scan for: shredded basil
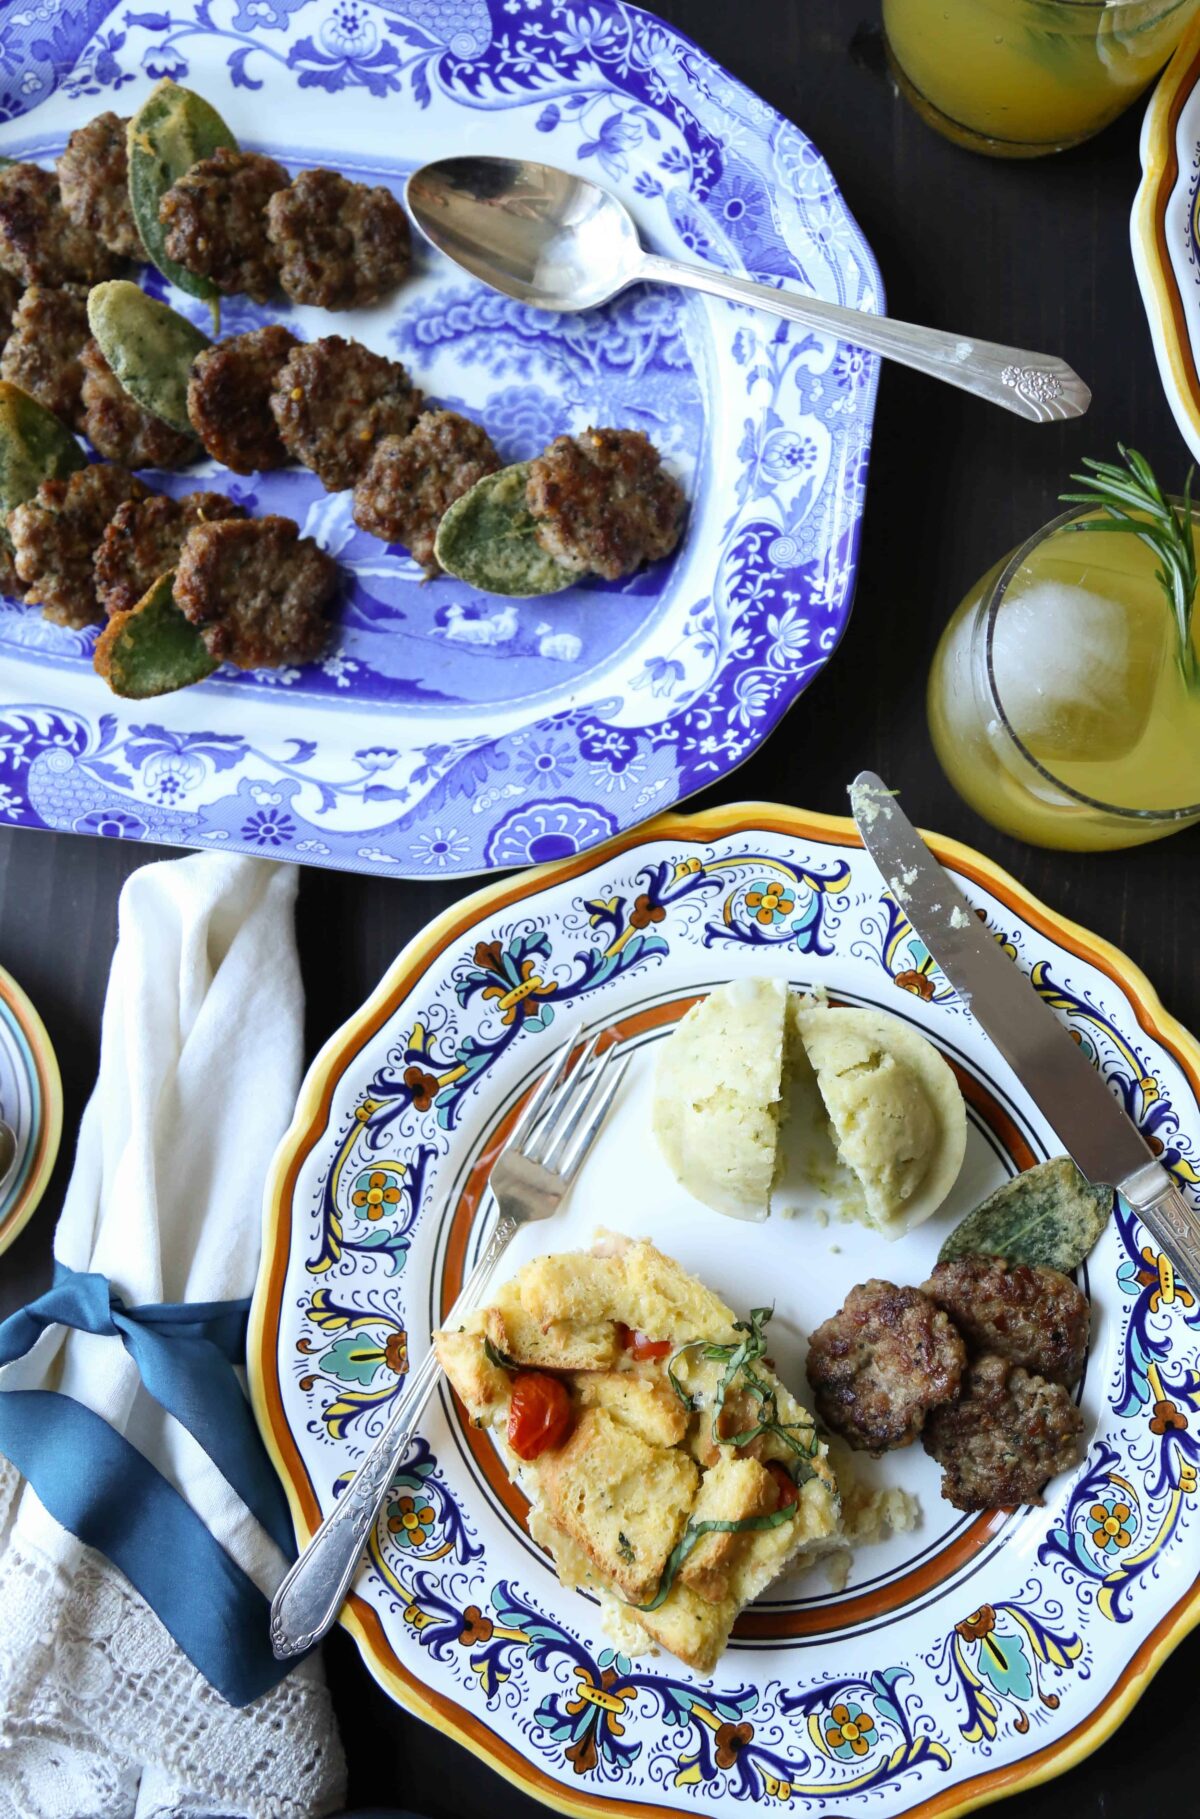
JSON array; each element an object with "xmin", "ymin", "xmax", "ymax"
[
  {"xmin": 483, "ymin": 1336, "xmax": 515, "ymax": 1371},
  {"xmin": 636, "ymin": 1501, "xmax": 801, "ymax": 1612},
  {"xmin": 665, "ymin": 1307, "xmax": 822, "ymax": 1467}
]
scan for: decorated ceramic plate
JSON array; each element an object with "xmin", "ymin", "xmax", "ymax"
[
  {"xmin": 0, "ymin": 2, "xmax": 879, "ymax": 880},
  {"xmin": 251, "ymin": 800, "xmax": 1200, "ymax": 1819},
  {"xmin": 0, "ymin": 962, "xmax": 61, "ymax": 1261},
  {"xmin": 1134, "ymin": 13, "xmax": 1200, "ymax": 460}
]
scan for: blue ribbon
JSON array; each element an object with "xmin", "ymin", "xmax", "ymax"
[{"xmin": 0, "ymin": 1263, "xmax": 304, "ymax": 1707}]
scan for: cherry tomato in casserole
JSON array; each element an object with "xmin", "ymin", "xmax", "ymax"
[
  {"xmin": 507, "ymin": 1371, "xmax": 573, "ymax": 1460},
  {"xmin": 616, "ymin": 1321, "xmax": 672, "ymax": 1361},
  {"xmin": 766, "ymin": 1461, "xmax": 799, "ymax": 1509}
]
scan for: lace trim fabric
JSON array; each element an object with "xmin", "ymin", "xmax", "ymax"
[{"xmin": 0, "ymin": 1458, "xmax": 347, "ymax": 1819}]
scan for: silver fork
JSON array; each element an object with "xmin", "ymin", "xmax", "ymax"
[{"xmin": 270, "ymin": 1026, "xmax": 629, "ymax": 1659}]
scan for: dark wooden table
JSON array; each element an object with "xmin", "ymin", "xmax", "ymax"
[{"xmin": 0, "ymin": 3, "xmax": 1196, "ymax": 1813}]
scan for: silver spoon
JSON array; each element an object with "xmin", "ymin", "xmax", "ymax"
[{"xmin": 406, "ymin": 155, "xmax": 1089, "ymax": 424}]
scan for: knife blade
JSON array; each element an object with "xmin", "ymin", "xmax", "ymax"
[{"xmin": 849, "ymin": 770, "xmax": 1200, "ymax": 1289}]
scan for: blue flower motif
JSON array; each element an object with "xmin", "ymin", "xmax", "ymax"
[
  {"xmin": 761, "ymin": 430, "xmax": 818, "ymax": 481},
  {"xmin": 833, "ymin": 345, "xmax": 872, "ymax": 390},
  {"xmin": 578, "ymin": 112, "xmax": 644, "ymax": 181},
  {"xmin": 141, "ymin": 44, "xmax": 189, "ymax": 82},
  {"xmin": 483, "ymin": 386, "xmax": 566, "ymax": 461},
  {"xmin": 242, "ymin": 808, "xmax": 295, "ymax": 847},
  {"xmin": 512, "ymin": 737, "xmax": 577, "ymax": 789},
  {"xmin": 356, "ymin": 745, "xmax": 400, "ymax": 774},
  {"xmin": 631, "ymin": 654, "xmax": 685, "ymax": 699},
  {"xmin": 232, "ymin": 0, "xmax": 310, "ymax": 28},
  {"xmin": 484, "ymin": 800, "xmax": 617, "ymax": 869},
  {"xmin": 75, "ymin": 809, "xmax": 146, "ymax": 840}
]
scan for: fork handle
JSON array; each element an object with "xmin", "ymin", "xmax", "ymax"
[{"xmin": 270, "ymin": 1209, "xmax": 521, "ymax": 1659}]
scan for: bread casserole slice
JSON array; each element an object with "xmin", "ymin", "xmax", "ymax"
[{"xmin": 434, "ymin": 1231, "xmax": 840, "ymax": 1674}]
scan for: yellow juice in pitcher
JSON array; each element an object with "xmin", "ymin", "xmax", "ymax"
[
  {"xmin": 883, "ymin": 0, "xmax": 1200, "ymax": 155},
  {"xmin": 927, "ymin": 511, "xmax": 1200, "ymax": 849}
]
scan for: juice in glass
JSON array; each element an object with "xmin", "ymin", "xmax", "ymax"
[
  {"xmin": 927, "ymin": 507, "xmax": 1200, "ymax": 849},
  {"xmin": 883, "ymin": 0, "xmax": 1200, "ymax": 156}
]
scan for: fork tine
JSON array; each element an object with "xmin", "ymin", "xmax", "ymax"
[
  {"xmin": 500, "ymin": 1027, "xmax": 577, "ymax": 1155},
  {"xmin": 524, "ymin": 1031, "xmax": 600, "ymax": 1165},
  {"xmin": 538, "ymin": 1032, "xmax": 615, "ymax": 1170},
  {"xmin": 559, "ymin": 1050, "xmax": 629, "ymax": 1182}
]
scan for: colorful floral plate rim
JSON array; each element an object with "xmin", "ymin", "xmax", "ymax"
[
  {"xmin": 250, "ymin": 799, "xmax": 1200, "ymax": 1818},
  {"xmin": 0, "ymin": 0, "xmax": 880, "ymax": 880},
  {"xmin": 0, "ymin": 962, "xmax": 62, "ymax": 1262},
  {"xmin": 1134, "ymin": 12, "xmax": 1200, "ymax": 461}
]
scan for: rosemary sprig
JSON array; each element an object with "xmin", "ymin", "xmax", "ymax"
[{"xmin": 1061, "ymin": 444, "xmax": 1199, "ymax": 691}]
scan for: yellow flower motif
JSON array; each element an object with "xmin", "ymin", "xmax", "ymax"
[
  {"xmin": 352, "ymin": 1169, "xmax": 402, "ymax": 1222},
  {"xmin": 387, "ymin": 1493, "xmax": 435, "ymax": 1548},
  {"xmin": 745, "ymin": 880, "xmax": 796, "ymax": 926},
  {"xmin": 825, "ymin": 1703, "xmax": 875, "ymax": 1757},
  {"xmin": 1089, "ymin": 1501, "xmax": 1133, "ymax": 1549}
]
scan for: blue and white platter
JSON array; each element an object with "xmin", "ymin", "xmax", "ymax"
[{"xmin": 0, "ymin": 0, "xmax": 880, "ymax": 878}]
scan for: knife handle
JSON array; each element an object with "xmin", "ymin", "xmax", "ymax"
[{"xmin": 1122, "ymin": 1163, "xmax": 1200, "ymax": 1297}]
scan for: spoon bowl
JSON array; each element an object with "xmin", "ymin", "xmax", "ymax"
[
  {"xmin": 406, "ymin": 154, "xmax": 1090, "ymax": 423},
  {"xmin": 407, "ymin": 155, "xmax": 643, "ymax": 313}
]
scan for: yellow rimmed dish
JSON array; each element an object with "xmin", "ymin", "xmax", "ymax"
[
  {"xmin": 0, "ymin": 962, "xmax": 61, "ymax": 1260},
  {"xmin": 251, "ymin": 800, "xmax": 1200, "ymax": 1819}
]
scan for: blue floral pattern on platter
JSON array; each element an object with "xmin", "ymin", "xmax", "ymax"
[
  {"xmin": 0, "ymin": 0, "xmax": 881, "ymax": 877},
  {"xmin": 258, "ymin": 815, "xmax": 1200, "ymax": 1816}
]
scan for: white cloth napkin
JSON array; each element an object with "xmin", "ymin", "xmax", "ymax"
[{"xmin": 0, "ymin": 853, "xmax": 346, "ymax": 1819}]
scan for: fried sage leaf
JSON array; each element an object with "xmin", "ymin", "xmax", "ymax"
[
  {"xmin": 0, "ymin": 379, "xmax": 86, "ymax": 543},
  {"xmin": 87, "ymin": 281, "xmax": 208, "ymax": 437},
  {"xmin": 938, "ymin": 1155, "xmax": 1112, "ymax": 1273},
  {"xmin": 434, "ymin": 461, "xmax": 575, "ymax": 597},
  {"xmin": 94, "ymin": 570, "xmax": 216, "ymax": 698},
  {"xmin": 127, "ymin": 79, "xmax": 238, "ymax": 310}
]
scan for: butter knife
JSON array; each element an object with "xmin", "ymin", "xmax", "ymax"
[{"xmin": 849, "ymin": 771, "xmax": 1200, "ymax": 1289}]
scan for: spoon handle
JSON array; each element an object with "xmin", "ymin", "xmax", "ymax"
[{"xmin": 638, "ymin": 253, "xmax": 1089, "ymax": 423}]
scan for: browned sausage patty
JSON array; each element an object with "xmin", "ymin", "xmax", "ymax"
[
  {"xmin": 174, "ymin": 515, "xmax": 337, "ymax": 668},
  {"xmin": 0, "ymin": 284, "xmax": 90, "ymax": 427},
  {"xmin": 265, "ymin": 168, "xmax": 411, "ymax": 309},
  {"xmin": 922, "ymin": 1353, "xmax": 1084, "ymax": 1512},
  {"xmin": 9, "ymin": 463, "xmax": 149, "ymax": 627},
  {"xmin": 159, "ymin": 148, "xmax": 290, "ymax": 303},
  {"xmin": 352, "ymin": 410, "xmax": 501, "ymax": 572},
  {"xmin": 94, "ymin": 490, "xmax": 248, "ymax": 618},
  {"xmin": 526, "ymin": 427, "xmax": 686, "ymax": 581},
  {"xmin": 79, "ymin": 338, "xmax": 197, "ymax": 471},
  {"xmin": 0, "ymin": 538, "xmax": 21, "ymax": 600},
  {"xmin": 805, "ymin": 1279, "xmax": 966, "ymax": 1454},
  {"xmin": 0, "ymin": 163, "xmax": 123, "ymax": 286},
  {"xmin": 269, "ymin": 336, "xmax": 422, "ymax": 491},
  {"xmin": 188, "ymin": 324, "xmax": 300, "ymax": 474},
  {"xmin": 922, "ymin": 1256, "xmax": 1090, "ymax": 1387},
  {"xmin": 57, "ymin": 112, "xmax": 141, "ymax": 260}
]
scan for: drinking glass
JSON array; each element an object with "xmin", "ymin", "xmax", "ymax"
[
  {"xmin": 882, "ymin": 0, "xmax": 1200, "ymax": 157},
  {"xmin": 927, "ymin": 505, "xmax": 1200, "ymax": 849}
]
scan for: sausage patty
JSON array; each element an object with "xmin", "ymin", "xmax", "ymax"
[
  {"xmin": 79, "ymin": 338, "xmax": 197, "ymax": 471},
  {"xmin": 805, "ymin": 1279, "xmax": 967, "ymax": 1454},
  {"xmin": 0, "ymin": 270, "xmax": 21, "ymax": 348},
  {"xmin": 174, "ymin": 515, "xmax": 337, "ymax": 668},
  {"xmin": 923, "ymin": 1256, "xmax": 1090, "ymax": 1387},
  {"xmin": 269, "ymin": 336, "xmax": 422, "ymax": 492},
  {"xmin": 526, "ymin": 427, "xmax": 686, "ymax": 581},
  {"xmin": 57, "ymin": 112, "xmax": 141, "ymax": 260},
  {"xmin": 159, "ymin": 148, "xmax": 290, "ymax": 303},
  {"xmin": 922, "ymin": 1353, "xmax": 1085, "ymax": 1512},
  {"xmin": 9, "ymin": 463, "xmax": 149, "ymax": 628},
  {"xmin": 187, "ymin": 324, "xmax": 299, "ymax": 474},
  {"xmin": 0, "ymin": 163, "xmax": 122, "ymax": 287},
  {"xmin": 352, "ymin": 409, "xmax": 501, "ymax": 572},
  {"xmin": 94, "ymin": 490, "xmax": 247, "ymax": 618},
  {"xmin": 0, "ymin": 284, "xmax": 90, "ymax": 427},
  {"xmin": 265, "ymin": 168, "xmax": 411, "ymax": 309}
]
